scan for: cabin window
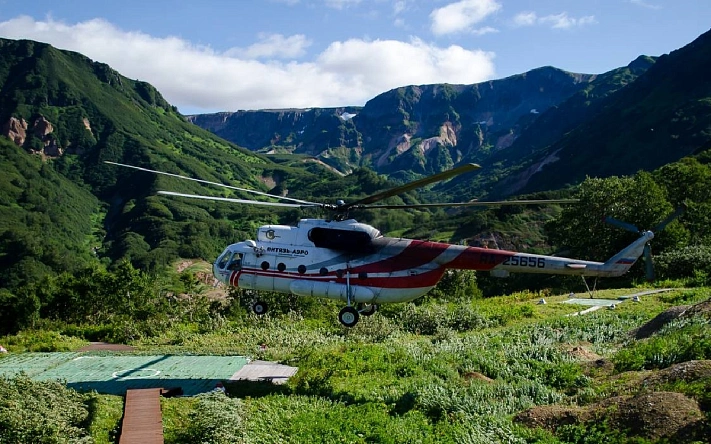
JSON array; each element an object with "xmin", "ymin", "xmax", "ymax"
[{"xmin": 226, "ymin": 253, "xmax": 243, "ymax": 271}]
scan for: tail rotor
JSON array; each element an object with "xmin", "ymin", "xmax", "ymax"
[{"xmin": 604, "ymin": 204, "xmax": 686, "ymax": 281}]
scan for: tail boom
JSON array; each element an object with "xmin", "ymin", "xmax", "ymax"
[{"xmin": 440, "ymin": 232, "xmax": 653, "ymax": 278}]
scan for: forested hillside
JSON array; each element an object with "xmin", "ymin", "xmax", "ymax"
[
  {"xmin": 0, "ymin": 38, "xmax": 347, "ymax": 287},
  {"xmin": 0, "ymin": 137, "xmax": 98, "ymax": 288}
]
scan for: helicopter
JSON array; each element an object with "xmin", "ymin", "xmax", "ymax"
[{"xmin": 107, "ymin": 161, "xmax": 682, "ymax": 327}]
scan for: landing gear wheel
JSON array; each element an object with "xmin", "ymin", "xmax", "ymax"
[
  {"xmin": 357, "ymin": 303, "xmax": 378, "ymax": 317},
  {"xmin": 252, "ymin": 300, "xmax": 268, "ymax": 315},
  {"xmin": 338, "ymin": 306, "xmax": 360, "ymax": 327}
]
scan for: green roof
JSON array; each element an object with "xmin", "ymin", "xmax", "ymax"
[{"xmin": 0, "ymin": 353, "xmax": 248, "ymax": 396}]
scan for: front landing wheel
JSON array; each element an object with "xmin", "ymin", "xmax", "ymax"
[
  {"xmin": 252, "ymin": 300, "xmax": 268, "ymax": 315},
  {"xmin": 338, "ymin": 306, "xmax": 360, "ymax": 327}
]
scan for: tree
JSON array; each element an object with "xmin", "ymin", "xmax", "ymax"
[
  {"xmin": 546, "ymin": 173, "xmax": 684, "ymax": 262},
  {"xmin": 0, "ymin": 288, "xmax": 40, "ymax": 335}
]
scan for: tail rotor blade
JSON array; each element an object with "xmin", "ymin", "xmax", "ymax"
[
  {"xmin": 604, "ymin": 216, "xmax": 640, "ymax": 233},
  {"xmin": 644, "ymin": 243, "xmax": 655, "ymax": 281},
  {"xmin": 653, "ymin": 204, "xmax": 687, "ymax": 232}
]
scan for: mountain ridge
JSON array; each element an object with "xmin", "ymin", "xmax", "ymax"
[{"xmin": 188, "ymin": 65, "xmax": 600, "ymax": 177}]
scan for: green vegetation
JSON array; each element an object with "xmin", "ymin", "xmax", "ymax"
[
  {"xmin": 614, "ymin": 316, "xmax": 711, "ymax": 371},
  {"xmin": 0, "ymin": 374, "xmax": 94, "ymax": 443},
  {"xmin": 2, "ymin": 288, "xmax": 709, "ymax": 443}
]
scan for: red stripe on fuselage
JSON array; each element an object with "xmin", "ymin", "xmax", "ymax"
[
  {"xmin": 353, "ymin": 239, "xmax": 516, "ymax": 273},
  {"xmin": 352, "ymin": 240, "xmax": 450, "ymax": 274},
  {"xmin": 230, "ymin": 270, "xmax": 243, "ymax": 287},
  {"xmin": 443, "ymin": 246, "xmax": 515, "ymax": 270}
]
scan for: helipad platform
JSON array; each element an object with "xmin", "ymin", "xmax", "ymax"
[
  {"xmin": 562, "ymin": 298, "xmax": 622, "ymax": 306},
  {"xmin": 0, "ymin": 353, "xmax": 248, "ymax": 396},
  {"xmin": 561, "ymin": 289, "xmax": 674, "ymax": 316}
]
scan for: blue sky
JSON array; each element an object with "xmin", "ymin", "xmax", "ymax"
[{"xmin": 0, "ymin": 0, "xmax": 709, "ymax": 114}]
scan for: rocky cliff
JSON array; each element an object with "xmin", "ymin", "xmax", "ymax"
[{"xmin": 188, "ymin": 67, "xmax": 598, "ymax": 176}]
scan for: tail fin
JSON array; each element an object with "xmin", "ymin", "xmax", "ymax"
[{"xmin": 601, "ymin": 231, "xmax": 654, "ymax": 277}]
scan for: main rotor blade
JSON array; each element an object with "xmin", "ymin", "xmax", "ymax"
[
  {"xmin": 652, "ymin": 204, "xmax": 686, "ymax": 232},
  {"xmin": 604, "ymin": 216, "xmax": 640, "ymax": 233},
  {"xmin": 158, "ymin": 191, "xmax": 322, "ymax": 209},
  {"xmin": 346, "ymin": 163, "xmax": 481, "ymax": 207},
  {"xmin": 105, "ymin": 161, "xmax": 320, "ymax": 205},
  {"xmin": 357, "ymin": 199, "xmax": 579, "ymax": 210}
]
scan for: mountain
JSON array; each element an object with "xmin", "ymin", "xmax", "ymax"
[
  {"xmin": 0, "ymin": 38, "xmax": 337, "ymax": 287},
  {"xmin": 189, "ymin": 67, "xmax": 600, "ymax": 177},
  {"xmin": 190, "ymin": 28, "xmax": 711, "ymax": 201},
  {"xmin": 491, "ymin": 28, "xmax": 711, "ymax": 196}
]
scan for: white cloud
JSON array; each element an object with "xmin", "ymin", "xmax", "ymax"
[
  {"xmin": 0, "ymin": 16, "xmax": 496, "ymax": 113},
  {"xmin": 512, "ymin": 11, "xmax": 596, "ymax": 29},
  {"xmin": 393, "ymin": 0, "xmax": 408, "ymax": 15},
  {"xmin": 430, "ymin": 0, "xmax": 501, "ymax": 36},
  {"xmin": 318, "ymin": 37, "xmax": 495, "ymax": 93},
  {"xmin": 512, "ymin": 11, "xmax": 537, "ymax": 27},
  {"xmin": 324, "ymin": 0, "xmax": 361, "ymax": 10},
  {"xmin": 629, "ymin": 0, "xmax": 661, "ymax": 10},
  {"xmin": 226, "ymin": 33, "xmax": 312, "ymax": 59},
  {"xmin": 540, "ymin": 12, "xmax": 596, "ymax": 29},
  {"xmin": 472, "ymin": 26, "xmax": 498, "ymax": 36}
]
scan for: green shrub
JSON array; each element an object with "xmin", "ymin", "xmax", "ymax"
[
  {"xmin": 613, "ymin": 317, "xmax": 711, "ymax": 371},
  {"xmin": 174, "ymin": 392, "xmax": 244, "ymax": 444},
  {"xmin": 556, "ymin": 420, "xmax": 641, "ymax": 444},
  {"xmin": 1, "ymin": 329, "xmax": 86, "ymax": 352},
  {"xmin": 395, "ymin": 302, "xmax": 490, "ymax": 335},
  {"xmin": 655, "ymin": 245, "xmax": 711, "ymax": 281},
  {"xmin": 0, "ymin": 374, "xmax": 93, "ymax": 443}
]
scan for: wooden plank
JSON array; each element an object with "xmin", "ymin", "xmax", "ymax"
[{"xmin": 119, "ymin": 388, "xmax": 163, "ymax": 444}]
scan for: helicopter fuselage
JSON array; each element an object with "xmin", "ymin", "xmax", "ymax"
[{"xmin": 213, "ymin": 218, "xmax": 645, "ymax": 306}]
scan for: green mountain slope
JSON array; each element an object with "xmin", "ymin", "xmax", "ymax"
[
  {"xmin": 0, "ymin": 137, "xmax": 99, "ymax": 289},
  {"xmin": 0, "ymin": 38, "xmax": 339, "ymax": 283},
  {"xmin": 499, "ymin": 28, "xmax": 711, "ymax": 195}
]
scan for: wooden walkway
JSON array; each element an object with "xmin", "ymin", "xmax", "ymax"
[{"xmin": 119, "ymin": 388, "xmax": 164, "ymax": 444}]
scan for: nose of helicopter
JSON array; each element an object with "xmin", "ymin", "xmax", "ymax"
[
  {"xmin": 212, "ymin": 261, "xmax": 222, "ymax": 283},
  {"xmin": 212, "ymin": 253, "xmax": 229, "ymax": 285}
]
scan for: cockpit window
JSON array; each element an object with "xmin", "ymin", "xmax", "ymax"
[
  {"xmin": 217, "ymin": 251, "xmax": 231, "ymax": 270},
  {"xmin": 226, "ymin": 253, "xmax": 243, "ymax": 271}
]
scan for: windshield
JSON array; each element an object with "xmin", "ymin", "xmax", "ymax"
[{"xmin": 216, "ymin": 251, "xmax": 231, "ymax": 270}]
